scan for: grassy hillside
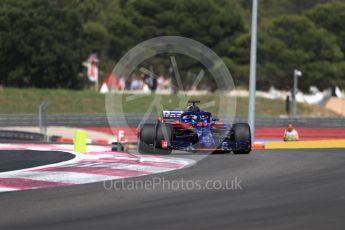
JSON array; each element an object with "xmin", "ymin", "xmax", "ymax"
[{"xmin": 0, "ymin": 88, "xmax": 337, "ymax": 117}]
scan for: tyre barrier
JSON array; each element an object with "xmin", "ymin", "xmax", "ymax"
[
  {"xmin": 91, "ymin": 139, "xmax": 109, "ymax": 145},
  {"xmin": 251, "ymin": 142, "xmax": 265, "ymax": 149},
  {"xmin": 0, "ymin": 130, "xmax": 44, "ymax": 141},
  {"xmin": 51, "ymin": 136, "xmax": 73, "ymax": 144},
  {"xmin": 53, "ymin": 136, "xmax": 110, "ymax": 145}
]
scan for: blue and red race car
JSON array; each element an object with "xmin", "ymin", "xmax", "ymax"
[{"xmin": 138, "ymin": 100, "xmax": 251, "ymax": 155}]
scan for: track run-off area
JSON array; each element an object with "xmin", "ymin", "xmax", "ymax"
[
  {"xmin": 0, "ymin": 146, "xmax": 344, "ymax": 229},
  {"xmin": 0, "ymin": 144, "xmax": 195, "ymax": 192}
]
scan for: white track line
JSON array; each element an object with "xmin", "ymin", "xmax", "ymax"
[
  {"xmin": 0, "ymin": 187, "xmax": 18, "ymax": 192},
  {"xmin": 0, "ymin": 171, "xmax": 122, "ymax": 184}
]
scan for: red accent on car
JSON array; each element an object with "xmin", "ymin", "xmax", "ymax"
[
  {"xmin": 197, "ymin": 122, "xmax": 208, "ymax": 127},
  {"xmin": 172, "ymin": 122, "xmax": 192, "ymax": 129},
  {"xmin": 211, "ymin": 123, "xmax": 223, "ymax": 129},
  {"xmin": 161, "ymin": 140, "xmax": 168, "ymax": 149}
]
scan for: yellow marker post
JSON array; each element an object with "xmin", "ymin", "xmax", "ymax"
[{"xmin": 74, "ymin": 129, "xmax": 87, "ymax": 153}]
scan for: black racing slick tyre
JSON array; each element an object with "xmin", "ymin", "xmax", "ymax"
[
  {"xmin": 154, "ymin": 123, "xmax": 173, "ymax": 155},
  {"xmin": 138, "ymin": 123, "xmax": 155, "ymax": 154},
  {"xmin": 233, "ymin": 123, "xmax": 251, "ymax": 154}
]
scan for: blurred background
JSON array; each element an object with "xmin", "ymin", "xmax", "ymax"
[{"xmin": 0, "ymin": 0, "xmax": 344, "ymax": 143}]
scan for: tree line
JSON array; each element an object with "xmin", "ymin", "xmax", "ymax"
[{"xmin": 0, "ymin": 0, "xmax": 344, "ymax": 91}]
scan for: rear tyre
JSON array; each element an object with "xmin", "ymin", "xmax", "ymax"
[
  {"xmin": 154, "ymin": 123, "xmax": 173, "ymax": 155},
  {"xmin": 138, "ymin": 123, "xmax": 155, "ymax": 154},
  {"xmin": 233, "ymin": 123, "xmax": 251, "ymax": 154}
]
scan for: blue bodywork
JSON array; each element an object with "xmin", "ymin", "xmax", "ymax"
[
  {"xmin": 169, "ymin": 111, "xmax": 235, "ymax": 151},
  {"xmin": 181, "ymin": 111, "xmax": 214, "ymax": 147}
]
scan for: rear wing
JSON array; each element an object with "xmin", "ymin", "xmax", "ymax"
[{"xmin": 162, "ymin": 110, "xmax": 184, "ymax": 121}]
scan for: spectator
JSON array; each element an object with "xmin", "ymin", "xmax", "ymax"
[
  {"xmin": 143, "ymin": 74, "xmax": 157, "ymax": 92},
  {"xmin": 130, "ymin": 75, "xmax": 141, "ymax": 90},
  {"xmin": 283, "ymin": 123, "xmax": 299, "ymax": 141}
]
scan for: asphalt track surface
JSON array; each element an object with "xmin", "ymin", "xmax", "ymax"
[
  {"xmin": 0, "ymin": 150, "xmax": 74, "ymax": 172},
  {"xmin": 0, "ymin": 148, "xmax": 344, "ymax": 230}
]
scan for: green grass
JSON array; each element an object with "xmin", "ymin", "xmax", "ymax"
[{"xmin": 0, "ymin": 87, "xmax": 337, "ymax": 117}]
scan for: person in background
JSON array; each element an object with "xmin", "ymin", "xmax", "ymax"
[{"xmin": 283, "ymin": 123, "xmax": 299, "ymax": 141}]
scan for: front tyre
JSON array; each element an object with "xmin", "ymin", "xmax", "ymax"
[
  {"xmin": 154, "ymin": 122, "xmax": 173, "ymax": 155},
  {"xmin": 233, "ymin": 123, "xmax": 251, "ymax": 154},
  {"xmin": 138, "ymin": 123, "xmax": 155, "ymax": 154}
]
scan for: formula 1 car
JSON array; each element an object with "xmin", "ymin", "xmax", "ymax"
[{"xmin": 138, "ymin": 100, "xmax": 251, "ymax": 155}]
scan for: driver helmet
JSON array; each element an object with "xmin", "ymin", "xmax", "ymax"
[{"xmin": 186, "ymin": 105, "xmax": 200, "ymax": 112}]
